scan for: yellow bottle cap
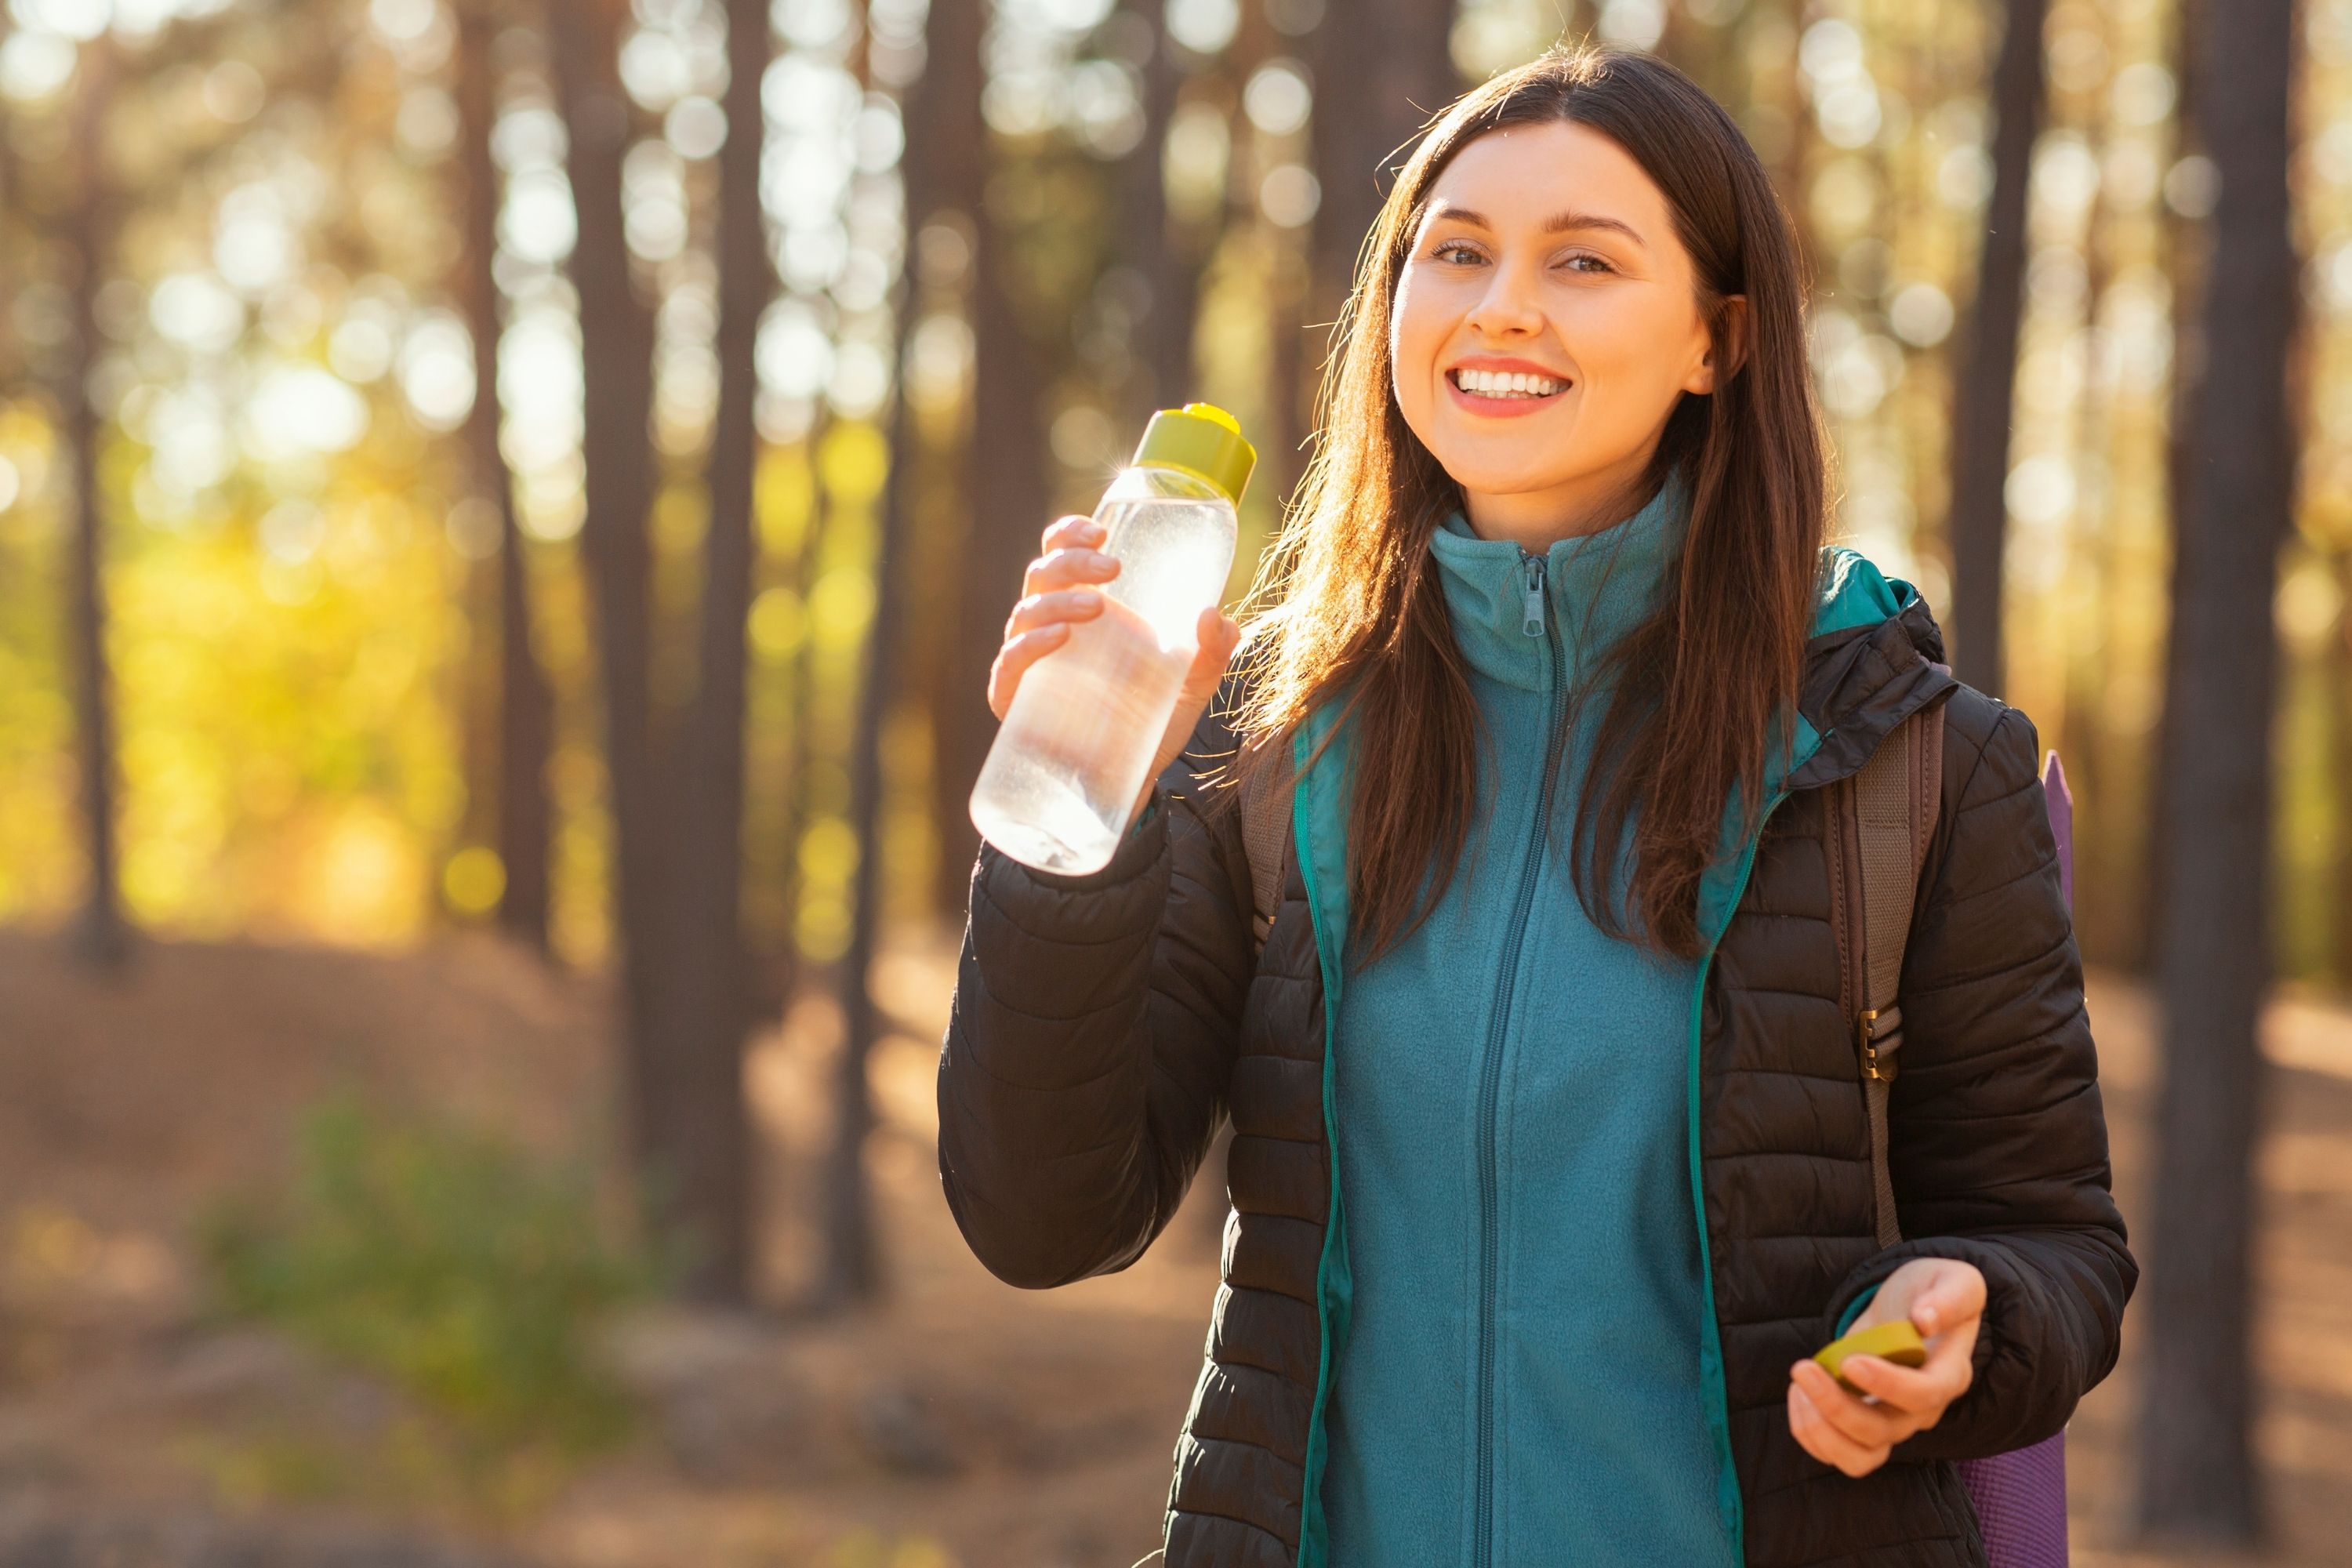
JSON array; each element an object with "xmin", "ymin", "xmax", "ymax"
[{"xmin": 1131, "ymin": 401, "xmax": 1256, "ymax": 506}]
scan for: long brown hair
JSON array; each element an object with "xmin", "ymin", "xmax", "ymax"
[{"xmin": 1232, "ymin": 45, "xmax": 1826, "ymax": 962}]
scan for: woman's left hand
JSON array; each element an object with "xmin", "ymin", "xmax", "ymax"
[{"xmin": 1786, "ymin": 1257, "xmax": 1987, "ymax": 1477}]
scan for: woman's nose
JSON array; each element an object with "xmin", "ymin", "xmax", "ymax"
[{"xmin": 1464, "ymin": 264, "xmax": 1545, "ymax": 338}]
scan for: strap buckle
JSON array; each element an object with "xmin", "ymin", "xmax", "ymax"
[{"xmin": 1857, "ymin": 1005, "xmax": 1904, "ymax": 1081}]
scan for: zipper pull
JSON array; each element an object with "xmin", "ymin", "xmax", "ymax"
[{"xmin": 1521, "ymin": 553, "xmax": 1546, "ymax": 637}]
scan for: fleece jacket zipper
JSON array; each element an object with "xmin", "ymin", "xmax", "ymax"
[{"xmin": 1471, "ymin": 548, "xmax": 1568, "ymax": 1568}]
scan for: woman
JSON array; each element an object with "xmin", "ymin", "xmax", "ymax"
[{"xmin": 938, "ymin": 45, "xmax": 2132, "ymax": 1568}]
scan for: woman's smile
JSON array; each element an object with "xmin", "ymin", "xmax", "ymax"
[{"xmin": 1446, "ymin": 360, "xmax": 1576, "ymax": 419}]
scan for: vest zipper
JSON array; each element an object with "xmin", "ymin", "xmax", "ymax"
[{"xmin": 1472, "ymin": 549, "xmax": 1567, "ymax": 1568}]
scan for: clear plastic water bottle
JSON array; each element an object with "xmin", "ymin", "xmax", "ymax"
[{"xmin": 970, "ymin": 402, "xmax": 1257, "ymax": 876}]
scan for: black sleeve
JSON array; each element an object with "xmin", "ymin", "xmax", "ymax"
[
  {"xmin": 1824, "ymin": 699, "xmax": 2137, "ymax": 1460},
  {"xmin": 935, "ymin": 702, "xmax": 1258, "ymax": 1289}
]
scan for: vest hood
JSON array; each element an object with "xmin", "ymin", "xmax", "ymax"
[{"xmin": 1791, "ymin": 548, "xmax": 1955, "ymax": 792}]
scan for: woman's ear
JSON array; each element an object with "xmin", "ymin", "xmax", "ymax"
[{"xmin": 1686, "ymin": 295, "xmax": 1751, "ymax": 395}]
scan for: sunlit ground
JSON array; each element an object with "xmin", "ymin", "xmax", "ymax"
[{"xmin": 0, "ymin": 925, "xmax": 2343, "ymax": 1566}]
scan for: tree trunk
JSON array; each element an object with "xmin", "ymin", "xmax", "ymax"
[
  {"xmin": 2133, "ymin": 0, "xmax": 2298, "ymax": 1546},
  {"xmin": 1656, "ymin": 0, "xmax": 1737, "ymax": 112},
  {"xmin": 456, "ymin": 0, "xmax": 555, "ymax": 953},
  {"xmin": 547, "ymin": 1, "xmax": 678, "ymax": 1235},
  {"xmin": 1305, "ymin": 0, "xmax": 1455, "ymax": 379},
  {"xmin": 2335, "ymin": 549, "xmax": 2352, "ymax": 993},
  {"xmin": 650, "ymin": 0, "xmax": 775, "ymax": 1303},
  {"xmin": 1945, "ymin": 0, "xmax": 2047, "ymax": 699},
  {"xmin": 1263, "ymin": 229, "xmax": 1309, "ymax": 517},
  {"xmin": 942, "ymin": 284, "xmax": 1050, "ymax": 891},
  {"xmin": 2138, "ymin": 0, "xmax": 2209, "ymax": 977},
  {"xmin": 816, "ymin": 0, "xmax": 982, "ymax": 1308},
  {"xmin": 65, "ymin": 38, "xmax": 126, "ymax": 972},
  {"xmin": 2054, "ymin": 20, "xmax": 2121, "ymax": 966},
  {"xmin": 1223, "ymin": 0, "xmax": 1296, "ymax": 519},
  {"xmin": 779, "ymin": 434, "xmax": 827, "ymax": 989},
  {"xmin": 820, "ymin": 382, "xmax": 911, "ymax": 1308},
  {"xmin": 1129, "ymin": 0, "xmax": 1196, "ymax": 410},
  {"xmin": 928, "ymin": 0, "xmax": 1042, "ymax": 913}
]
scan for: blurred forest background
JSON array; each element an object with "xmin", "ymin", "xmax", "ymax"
[{"xmin": 0, "ymin": 0, "xmax": 2347, "ymax": 1563}]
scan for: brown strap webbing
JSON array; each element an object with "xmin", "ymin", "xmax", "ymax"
[
  {"xmin": 1239, "ymin": 741, "xmax": 1294, "ymax": 953},
  {"xmin": 1845, "ymin": 702, "xmax": 1945, "ymax": 1249}
]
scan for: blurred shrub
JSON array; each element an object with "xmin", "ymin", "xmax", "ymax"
[
  {"xmin": 822, "ymin": 1532, "xmax": 958, "ymax": 1568},
  {"xmin": 198, "ymin": 1094, "xmax": 660, "ymax": 1486}
]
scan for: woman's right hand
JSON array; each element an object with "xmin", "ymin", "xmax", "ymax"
[{"xmin": 988, "ymin": 514, "xmax": 1243, "ymax": 818}]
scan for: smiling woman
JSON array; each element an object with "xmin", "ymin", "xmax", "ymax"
[
  {"xmin": 938, "ymin": 43, "xmax": 2131, "ymax": 1568},
  {"xmin": 1248, "ymin": 52, "xmax": 1809, "ymax": 967}
]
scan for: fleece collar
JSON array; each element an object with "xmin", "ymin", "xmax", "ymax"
[
  {"xmin": 1426, "ymin": 469, "xmax": 1690, "ymax": 694},
  {"xmin": 1293, "ymin": 519, "xmax": 1958, "ymax": 939},
  {"xmin": 1417, "ymin": 480, "xmax": 1947, "ymax": 757}
]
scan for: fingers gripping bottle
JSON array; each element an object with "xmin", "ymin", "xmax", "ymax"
[{"xmin": 970, "ymin": 402, "xmax": 1256, "ymax": 876}]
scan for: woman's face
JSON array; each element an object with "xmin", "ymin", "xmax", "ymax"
[{"xmin": 1389, "ymin": 118, "xmax": 1739, "ymax": 544}]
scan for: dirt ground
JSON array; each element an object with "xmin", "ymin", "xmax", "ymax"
[{"xmin": 0, "ymin": 922, "xmax": 2345, "ymax": 1566}]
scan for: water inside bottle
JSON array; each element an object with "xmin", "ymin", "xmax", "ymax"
[
  {"xmin": 1090, "ymin": 491, "xmax": 1236, "ymax": 648},
  {"xmin": 969, "ymin": 479, "xmax": 1237, "ymax": 875}
]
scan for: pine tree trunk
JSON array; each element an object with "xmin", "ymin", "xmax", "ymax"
[
  {"xmin": 1305, "ymin": 0, "xmax": 1455, "ymax": 359},
  {"xmin": 816, "ymin": 0, "xmax": 985, "ymax": 1308},
  {"xmin": 65, "ymin": 38, "xmax": 126, "ymax": 972},
  {"xmin": 654, "ymin": 0, "xmax": 775, "ymax": 1302},
  {"xmin": 547, "ymin": 0, "xmax": 677, "ymax": 1232},
  {"xmin": 2334, "ymin": 549, "xmax": 2352, "ymax": 993},
  {"xmin": 930, "ymin": 0, "xmax": 1044, "ymax": 913},
  {"xmin": 2055, "ymin": 23, "xmax": 2121, "ymax": 967},
  {"xmin": 779, "ymin": 442, "xmax": 826, "ymax": 982},
  {"xmin": 1263, "ymin": 230, "xmax": 1308, "ymax": 517},
  {"xmin": 1224, "ymin": 0, "xmax": 1296, "ymax": 518},
  {"xmin": 1946, "ymin": 0, "xmax": 2047, "ymax": 699},
  {"xmin": 915, "ymin": 0, "xmax": 987, "ymax": 916},
  {"xmin": 820, "ymin": 375, "xmax": 910, "ymax": 1309},
  {"xmin": 2138, "ymin": 0, "xmax": 2209, "ymax": 978},
  {"xmin": 456, "ymin": 0, "xmax": 555, "ymax": 953},
  {"xmin": 2134, "ymin": 0, "xmax": 2298, "ymax": 1545},
  {"xmin": 1136, "ymin": 2, "xmax": 1196, "ymax": 408}
]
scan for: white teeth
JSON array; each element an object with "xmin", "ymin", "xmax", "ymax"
[{"xmin": 1455, "ymin": 368, "xmax": 1564, "ymax": 397}]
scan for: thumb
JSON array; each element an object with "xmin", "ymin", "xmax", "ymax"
[
  {"xmin": 1189, "ymin": 608, "xmax": 1240, "ymax": 688},
  {"xmin": 1908, "ymin": 1263, "xmax": 1986, "ymax": 1338}
]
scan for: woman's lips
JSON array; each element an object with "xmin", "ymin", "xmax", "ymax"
[{"xmin": 1445, "ymin": 369, "xmax": 1570, "ymax": 419}]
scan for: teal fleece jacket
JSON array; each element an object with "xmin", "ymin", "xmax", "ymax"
[{"xmin": 1321, "ymin": 473, "xmax": 1740, "ymax": 1567}]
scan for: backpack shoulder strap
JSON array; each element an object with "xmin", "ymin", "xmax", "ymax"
[
  {"xmin": 1238, "ymin": 738, "xmax": 1295, "ymax": 954},
  {"xmin": 1834, "ymin": 698, "xmax": 1945, "ymax": 1250}
]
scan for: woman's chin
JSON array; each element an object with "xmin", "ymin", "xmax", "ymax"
[{"xmin": 1432, "ymin": 451, "xmax": 1585, "ymax": 499}]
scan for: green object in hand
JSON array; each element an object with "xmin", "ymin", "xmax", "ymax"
[{"xmin": 1813, "ymin": 1319, "xmax": 1928, "ymax": 1393}]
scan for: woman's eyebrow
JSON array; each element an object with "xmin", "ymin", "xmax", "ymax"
[{"xmin": 1429, "ymin": 205, "xmax": 1648, "ymax": 249}]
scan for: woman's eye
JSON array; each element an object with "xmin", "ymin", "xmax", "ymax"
[{"xmin": 1425, "ymin": 241, "xmax": 1610, "ymax": 273}]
